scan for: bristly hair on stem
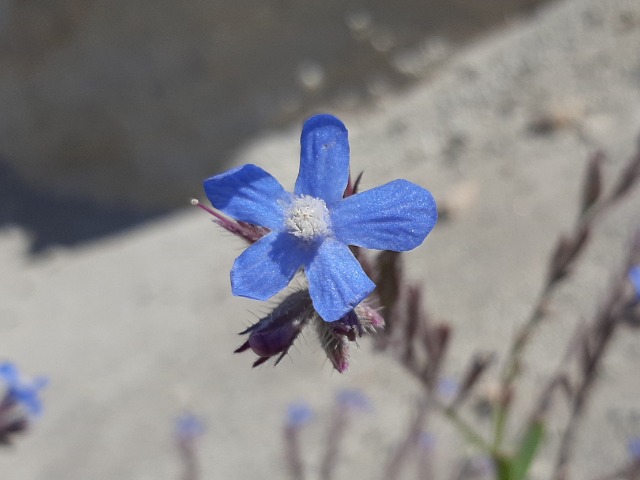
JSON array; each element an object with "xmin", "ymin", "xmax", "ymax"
[
  {"xmin": 191, "ymin": 198, "xmax": 269, "ymax": 244},
  {"xmin": 358, "ymin": 136, "xmax": 640, "ymax": 480},
  {"xmin": 550, "ymin": 230, "xmax": 640, "ymax": 480},
  {"xmin": 494, "ymin": 142, "xmax": 640, "ymax": 453}
]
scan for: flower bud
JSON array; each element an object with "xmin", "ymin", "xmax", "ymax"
[
  {"xmin": 316, "ymin": 302, "xmax": 385, "ymax": 372},
  {"xmin": 235, "ymin": 292, "xmax": 385, "ymax": 371},
  {"xmin": 235, "ymin": 290, "xmax": 317, "ymax": 367}
]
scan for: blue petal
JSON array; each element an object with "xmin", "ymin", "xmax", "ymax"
[
  {"xmin": 231, "ymin": 232, "xmax": 312, "ymax": 300},
  {"xmin": 16, "ymin": 387, "xmax": 43, "ymax": 416},
  {"xmin": 0, "ymin": 365, "xmax": 47, "ymax": 417},
  {"xmin": 204, "ymin": 164, "xmax": 289, "ymax": 230},
  {"xmin": 0, "ymin": 362, "xmax": 19, "ymax": 385},
  {"xmin": 294, "ymin": 114, "xmax": 350, "ymax": 206},
  {"xmin": 305, "ymin": 239, "xmax": 375, "ymax": 322},
  {"xmin": 331, "ymin": 179, "xmax": 438, "ymax": 251}
]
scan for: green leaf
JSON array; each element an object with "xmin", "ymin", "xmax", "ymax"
[
  {"xmin": 493, "ymin": 454, "xmax": 513, "ymax": 480},
  {"xmin": 510, "ymin": 420, "xmax": 545, "ymax": 480}
]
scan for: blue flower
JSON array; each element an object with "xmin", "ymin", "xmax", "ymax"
[
  {"xmin": 437, "ymin": 377, "xmax": 459, "ymax": 402},
  {"xmin": 204, "ymin": 114, "xmax": 437, "ymax": 322},
  {"xmin": 336, "ymin": 388, "xmax": 372, "ymax": 412},
  {"xmin": 418, "ymin": 431, "xmax": 436, "ymax": 451},
  {"xmin": 285, "ymin": 402, "xmax": 314, "ymax": 427},
  {"xmin": 629, "ymin": 265, "xmax": 640, "ymax": 301},
  {"xmin": 0, "ymin": 362, "xmax": 48, "ymax": 417},
  {"xmin": 175, "ymin": 413, "xmax": 206, "ymax": 440},
  {"xmin": 629, "ymin": 436, "xmax": 640, "ymax": 460}
]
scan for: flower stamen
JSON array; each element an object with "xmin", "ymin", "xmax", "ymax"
[{"xmin": 285, "ymin": 195, "xmax": 331, "ymax": 241}]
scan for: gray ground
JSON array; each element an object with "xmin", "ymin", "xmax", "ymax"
[{"xmin": 1, "ymin": 0, "xmax": 640, "ymax": 479}]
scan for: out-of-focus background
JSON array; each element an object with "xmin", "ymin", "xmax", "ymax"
[
  {"xmin": 0, "ymin": 0, "xmax": 548, "ymax": 251},
  {"xmin": 2, "ymin": 1, "xmax": 640, "ymax": 479}
]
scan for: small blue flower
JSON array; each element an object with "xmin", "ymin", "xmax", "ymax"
[
  {"xmin": 437, "ymin": 377, "xmax": 459, "ymax": 402},
  {"xmin": 336, "ymin": 388, "xmax": 372, "ymax": 412},
  {"xmin": 175, "ymin": 413, "xmax": 206, "ymax": 440},
  {"xmin": 0, "ymin": 362, "xmax": 48, "ymax": 417},
  {"xmin": 629, "ymin": 265, "xmax": 640, "ymax": 301},
  {"xmin": 629, "ymin": 436, "xmax": 640, "ymax": 460},
  {"xmin": 285, "ymin": 402, "xmax": 314, "ymax": 427},
  {"xmin": 204, "ymin": 114, "xmax": 437, "ymax": 321},
  {"xmin": 418, "ymin": 431, "xmax": 436, "ymax": 451}
]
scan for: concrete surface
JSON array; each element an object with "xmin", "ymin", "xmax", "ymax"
[{"xmin": 1, "ymin": 0, "xmax": 640, "ymax": 479}]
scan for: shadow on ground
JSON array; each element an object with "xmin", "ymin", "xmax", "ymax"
[
  {"xmin": 0, "ymin": 0, "xmax": 553, "ymax": 252},
  {"xmin": 0, "ymin": 159, "xmax": 165, "ymax": 253}
]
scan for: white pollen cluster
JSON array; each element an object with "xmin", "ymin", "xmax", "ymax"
[{"xmin": 285, "ymin": 195, "xmax": 331, "ymax": 241}]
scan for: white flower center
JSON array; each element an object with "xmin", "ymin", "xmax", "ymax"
[{"xmin": 285, "ymin": 195, "xmax": 331, "ymax": 241}]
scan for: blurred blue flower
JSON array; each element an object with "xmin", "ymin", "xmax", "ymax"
[
  {"xmin": 418, "ymin": 431, "xmax": 436, "ymax": 450},
  {"xmin": 204, "ymin": 114, "xmax": 437, "ymax": 322},
  {"xmin": 175, "ymin": 413, "xmax": 206, "ymax": 441},
  {"xmin": 286, "ymin": 402, "xmax": 314, "ymax": 427},
  {"xmin": 437, "ymin": 377, "xmax": 459, "ymax": 402},
  {"xmin": 629, "ymin": 265, "xmax": 640, "ymax": 301},
  {"xmin": 0, "ymin": 362, "xmax": 48, "ymax": 417},
  {"xmin": 336, "ymin": 388, "xmax": 372, "ymax": 412},
  {"xmin": 629, "ymin": 436, "xmax": 640, "ymax": 460}
]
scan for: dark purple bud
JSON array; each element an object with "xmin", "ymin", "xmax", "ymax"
[
  {"xmin": 235, "ymin": 293, "xmax": 384, "ymax": 372},
  {"xmin": 235, "ymin": 290, "xmax": 317, "ymax": 367},
  {"xmin": 0, "ymin": 400, "xmax": 29, "ymax": 444},
  {"xmin": 248, "ymin": 320, "xmax": 303, "ymax": 358}
]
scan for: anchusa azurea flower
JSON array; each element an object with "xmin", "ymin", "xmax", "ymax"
[
  {"xmin": 0, "ymin": 362, "xmax": 47, "ymax": 444},
  {"xmin": 175, "ymin": 412, "xmax": 206, "ymax": 443},
  {"xmin": 199, "ymin": 114, "xmax": 437, "ymax": 370},
  {"xmin": 285, "ymin": 402, "xmax": 314, "ymax": 428},
  {"xmin": 628, "ymin": 265, "xmax": 640, "ymax": 301},
  {"xmin": 629, "ymin": 436, "xmax": 640, "ymax": 462},
  {"xmin": 336, "ymin": 388, "xmax": 372, "ymax": 412},
  {"xmin": 174, "ymin": 412, "xmax": 205, "ymax": 480}
]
